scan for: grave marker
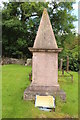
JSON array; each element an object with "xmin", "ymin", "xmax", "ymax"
[{"xmin": 24, "ymin": 8, "xmax": 66, "ymax": 101}]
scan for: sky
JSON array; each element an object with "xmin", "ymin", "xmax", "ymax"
[
  {"xmin": 0, "ymin": 0, "xmax": 78, "ymax": 33},
  {"xmin": 72, "ymin": 2, "xmax": 78, "ymax": 33}
]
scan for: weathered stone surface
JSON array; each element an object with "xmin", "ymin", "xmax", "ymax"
[
  {"xmin": 24, "ymin": 86, "xmax": 66, "ymax": 101},
  {"xmin": 32, "ymin": 52, "xmax": 58, "ymax": 86},
  {"xmin": 33, "ymin": 8, "xmax": 58, "ymax": 49},
  {"xmin": 28, "ymin": 47, "xmax": 62, "ymax": 53}
]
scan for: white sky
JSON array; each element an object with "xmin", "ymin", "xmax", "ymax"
[
  {"xmin": 72, "ymin": 2, "xmax": 78, "ymax": 33},
  {"xmin": 0, "ymin": 0, "xmax": 78, "ymax": 33}
]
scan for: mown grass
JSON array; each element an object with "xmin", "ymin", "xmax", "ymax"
[{"xmin": 2, "ymin": 64, "xmax": 78, "ymax": 118}]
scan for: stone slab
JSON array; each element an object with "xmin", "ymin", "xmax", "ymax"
[
  {"xmin": 29, "ymin": 47, "xmax": 63, "ymax": 53},
  {"xmin": 24, "ymin": 85, "xmax": 66, "ymax": 101}
]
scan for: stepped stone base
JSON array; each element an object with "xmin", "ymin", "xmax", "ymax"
[{"xmin": 24, "ymin": 85, "xmax": 66, "ymax": 101}]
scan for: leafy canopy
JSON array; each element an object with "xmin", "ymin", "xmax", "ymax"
[{"xmin": 2, "ymin": 2, "xmax": 78, "ymax": 71}]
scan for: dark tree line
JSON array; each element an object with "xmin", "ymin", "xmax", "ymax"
[{"xmin": 2, "ymin": 2, "xmax": 79, "ymax": 71}]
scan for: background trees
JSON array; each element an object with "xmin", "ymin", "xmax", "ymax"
[{"xmin": 2, "ymin": 2, "xmax": 79, "ymax": 71}]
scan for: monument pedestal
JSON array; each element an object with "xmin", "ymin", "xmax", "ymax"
[{"xmin": 24, "ymin": 85, "xmax": 66, "ymax": 101}]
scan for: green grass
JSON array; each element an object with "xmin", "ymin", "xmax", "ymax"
[{"xmin": 2, "ymin": 64, "xmax": 78, "ymax": 118}]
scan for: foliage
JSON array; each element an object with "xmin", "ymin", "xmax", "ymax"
[
  {"xmin": 2, "ymin": 65, "xmax": 78, "ymax": 118},
  {"xmin": 58, "ymin": 35, "xmax": 79, "ymax": 71},
  {"xmin": 2, "ymin": 2, "xmax": 78, "ymax": 71}
]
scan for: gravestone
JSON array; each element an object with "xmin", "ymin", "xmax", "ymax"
[
  {"xmin": 59, "ymin": 58, "xmax": 63, "ymax": 71},
  {"xmin": 66, "ymin": 56, "xmax": 69, "ymax": 71},
  {"xmin": 24, "ymin": 8, "xmax": 66, "ymax": 100},
  {"xmin": 26, "ymin": 59, "xmax": 32, "ymax": 66}
]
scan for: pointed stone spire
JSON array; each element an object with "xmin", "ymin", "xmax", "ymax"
[{"xmin": 33, "ymin": 8, "xmax": 58, "ymax": 49}]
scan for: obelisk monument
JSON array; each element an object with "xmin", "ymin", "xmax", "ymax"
[{"xmin": 24, "ymin": 8, "xmax": 66, "ymax": 100}]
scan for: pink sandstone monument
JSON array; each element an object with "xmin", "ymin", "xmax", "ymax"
[{"xmin": 24, "ymin": 8, "xmax": 66, "ymax": 100}]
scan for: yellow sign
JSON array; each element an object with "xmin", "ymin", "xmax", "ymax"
[{"xmin": 35, "ymin": 95, "xmax": 55, "ymax": 108}]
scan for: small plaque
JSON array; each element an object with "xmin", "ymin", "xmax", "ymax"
[{"xmin": 35, "ymin": 95, "xmax": 55, "ymax": 111}]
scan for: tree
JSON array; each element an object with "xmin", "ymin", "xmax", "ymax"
[
  {"xmin": 2, "ymin": 2, "xmax": 78, "ymax": 71},
  {"xmin": 2, "ymin": 2, "xmax": 48, "ymax": 58}
]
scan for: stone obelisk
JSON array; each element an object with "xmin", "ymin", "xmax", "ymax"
[{"xmin": 24, "ymin": 8, "xmax": 66, "ymax": 100}]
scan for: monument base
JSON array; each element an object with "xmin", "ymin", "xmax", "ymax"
[{"xmin": 24, "ymin": 85, "xmax": 66, "ymax": 101}]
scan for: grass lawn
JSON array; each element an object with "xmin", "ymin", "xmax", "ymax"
[{"xmin": 2, "ymin": 64, "xmax": 78, "ymax": 118}]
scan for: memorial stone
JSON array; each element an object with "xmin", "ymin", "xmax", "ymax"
[{"xmin": 24, "ymin": 8, "xmax": 66, "ymax": 100}]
